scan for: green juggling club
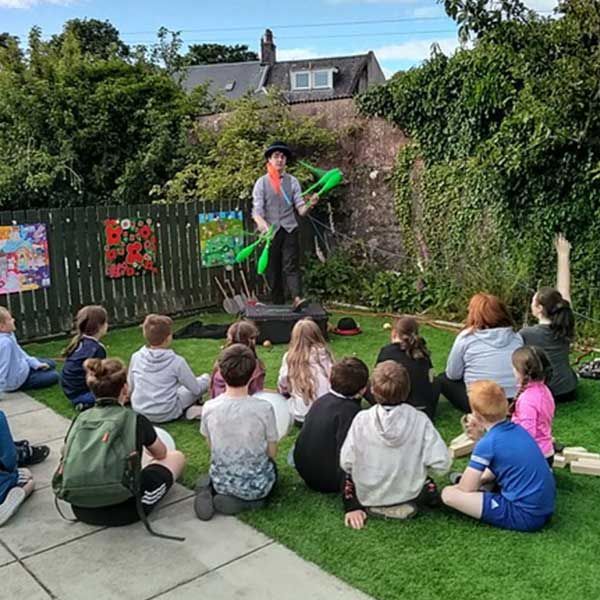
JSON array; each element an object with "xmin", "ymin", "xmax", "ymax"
[{"xmin": 257, "ymin": 231, "xmax": 273, "ymax": 275}]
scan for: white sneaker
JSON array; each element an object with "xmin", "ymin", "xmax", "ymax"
[
  {"xmin": 185, "ymin": 405, "xmax": 203, "ymax": 420},
  {"xmin": 0, "ymin": 487, "xmax": 26, "ymax": 526}
]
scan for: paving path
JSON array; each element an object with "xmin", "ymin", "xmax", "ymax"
[{"xmin": 0, "ymin": 392, "xmax": 372, "ymax": 600}]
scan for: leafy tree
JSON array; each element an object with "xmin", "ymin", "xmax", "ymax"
[
  {"xmin": 50, "ymin": 19, "xmax": 130, "ymax": 60},
  {"xmin": 183, "ymin": 43, "xmax": 258, "ymax": 65}
]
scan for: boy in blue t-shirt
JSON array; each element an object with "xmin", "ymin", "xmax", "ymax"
[{"xmin": 441, "ymin": 380, "xmax": 555, "ymax": 532}]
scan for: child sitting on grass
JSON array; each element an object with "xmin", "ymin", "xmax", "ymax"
[
  {"xmin": 294, "ymin": 357, "xmax": 369, "ymax": 493},
  {"xmin": 373, "ymin": 316, "xmax": 439, "ymax": 421},
  {"xmin": 511, "ymin": 346, "xmax": 555, "ymax": 466},
  {"xmin": 278, "ymin": 318, "xmax": 334, "ymax": 425},
  {"xmin": 441, "ymin": 381, "xmax": 555, "ymax": 532},
  {"xmin": 129, "ymin": 314, "xmax": 209, "ymax": 423},
  {"xmin": 209, "ymin": 320, "xmax": 265, "ymax": 399},
  {"xmin": 195, "ymin": 344, "xmax": 278, "ymax": 520},
  {"xmin": 341, "ymin": 361, "xmax": 451, "ymax": 530},
  {"xmin": 61, "ymin": 305, "xmax": 108, "ymax": 410},
  {"xmin": 0, "ymin": 410, "xmax": 36, "ymax": 526},
  {"xmin": 0, "ymin": 306, "xmax": 59, "ymax": 393}
]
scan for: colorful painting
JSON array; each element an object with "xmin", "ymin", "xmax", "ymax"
[
  {"xmin": 0, "ymin": 224, "xmax": 51, "ymax": 295},
  {"xmin": 198, "ymin": 211, "xmax": 244, "ymax": 267},
  {"xmin": 103, "ymin": 218, "xmax": 158, "ymax": 279}
]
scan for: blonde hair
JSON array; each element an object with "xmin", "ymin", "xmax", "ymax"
[
  {"xmin": 0, "ymin": 307, "xmax": 11, "ymax": 325},
  {"xmin": 287, "ymin": 319, "xmax": 333, "ymax": 405},
  {"xmin": 468, "ymin": 380, "xmax": 508, "ymax": 422}
]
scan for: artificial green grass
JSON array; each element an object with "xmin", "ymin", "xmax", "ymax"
[{"xmin": 24, "ymin": 311, "xmax": 600, "ymax": 600}]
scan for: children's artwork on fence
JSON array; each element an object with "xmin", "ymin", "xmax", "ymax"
[
  {"xmin": 0, "ymin": 224, "xmax": 51, "ymax": 295},
  {"xmin": 103, "ymin": 218, "xmax": 158, "ymax": 278},
  {"xmin": 198, "ymin": 211, "xmax": 244, "ymax": 267}
]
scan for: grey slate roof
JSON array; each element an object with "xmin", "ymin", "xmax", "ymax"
[
  {"xmin": 266, "ymin": 53, "xmax": 372, "ymax": 103},
  {"xmin": 178, "ymin": 61, "xmax": 268, "ymax": 99}
]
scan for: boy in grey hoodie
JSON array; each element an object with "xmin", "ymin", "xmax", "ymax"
[
  {"xmin": 129, "ymin": 315, "xmax": 209, "ymax": 423},
  {"xmin": 341, "ymin": 360, "xmax": 451, "ymax": 530}
]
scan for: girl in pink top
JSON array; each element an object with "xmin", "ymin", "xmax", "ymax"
[
  {"xmin": 210, "ymin": 320, "xmax": 265, "ymax": 398},
  {"xmin": 511, "ymin": 346, "xmax": 555, "ymax": 465}
]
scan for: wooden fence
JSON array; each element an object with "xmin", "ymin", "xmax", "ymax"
[{"xmin": 0, "ymin": 199, "xmax": 277, "ymax": 342}]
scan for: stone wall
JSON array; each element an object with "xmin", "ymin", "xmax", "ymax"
[{"xmin": 291, "ymin": 99, "xmax": 408, "ymax": 267}]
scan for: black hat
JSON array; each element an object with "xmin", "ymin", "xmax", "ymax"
[
  {"xmin": 332, "ymin": 317, "xmax": 362, "ymax": 336},
  {"xmin": 265, "ymin": 141, "xmax": 292, "ymax": 160}
]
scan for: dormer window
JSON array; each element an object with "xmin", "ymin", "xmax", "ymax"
[
  {"xmin": 291, "ymin": 69, "xmax": 335, "ymax": 91},
  {"xmin": 292, "ymin": 71, "xmax": 310, "ymax": 90}
]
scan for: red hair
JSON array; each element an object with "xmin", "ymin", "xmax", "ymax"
[{"xmin": 465, "ymin": 293, "xmax": 514, "ymax": 331}]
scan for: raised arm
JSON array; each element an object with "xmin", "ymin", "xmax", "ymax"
[{"xmin": 555, "ymin": 233, "xmax": 571, "ymax": 304}]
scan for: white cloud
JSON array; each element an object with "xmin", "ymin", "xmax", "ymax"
[
  {"xmin": 0, "ymin": 0, "xmax": 73, "ymax": 7},
  {"xmin": 277, "ymin": 47, "xmax": 323, "ymax": 61},
  {"xmin": 523, "ymin": 0, "xmax": 558, "ymax": 12},
  {"xmin": 373, "ymin": 36, "xmax": 460, "ymax": 61}
]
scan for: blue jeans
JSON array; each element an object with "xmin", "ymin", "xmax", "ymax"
[{"xmin": 19, "ymin": 359, "xmax": 59, "ymax": 391}]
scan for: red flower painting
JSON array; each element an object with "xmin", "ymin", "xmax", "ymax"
[{"xmin": 103, "ymin": 218, "xmax": 158, "ymax": 279}]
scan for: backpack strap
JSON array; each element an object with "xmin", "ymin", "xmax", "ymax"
[
  {"xmin": 54, "ymin": 496, "xmax": 78, "ymax": 523},
  {"xmin": 131, "ymin": 415, "xmax": 185, "ymax": 542}
]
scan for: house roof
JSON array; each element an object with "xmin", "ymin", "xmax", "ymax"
[
  {"xmin": 177, "ymin": 61, "xmax": 268, "ymax": 99},
  {"xmin": 266, "ymin": 53, "xmax": 372, "ymax": 103}
]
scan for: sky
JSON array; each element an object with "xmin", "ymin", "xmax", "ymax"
[{"xmin": 1, "ymin": 0, "xmax": 560, "ymax": 76}]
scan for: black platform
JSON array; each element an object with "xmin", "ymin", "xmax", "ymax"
[{"xmin": 242, "ymin": 303, "xmax": 329, "ymax": 344}]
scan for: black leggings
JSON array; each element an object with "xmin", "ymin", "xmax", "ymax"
[{"xmin": 436, "ymin": 374, "xmax": 470, "ymax": 413}]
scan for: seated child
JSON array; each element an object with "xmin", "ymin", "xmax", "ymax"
[
  {"xmin": 61, "ymin": 305, "xmax": 108, "ymax": 409},
  {"xmin": 0, "ymin": 410, "xmax": 36, "ymax": 526},
  {"xmin": 195, "ymin": 344, "xmax": 278, "ymax": 520},
  {"xmin": 70, "ymin": 358, "xmax": 185, "ymax": 526},
  {"xmin": 294, "ymin": 357, "xmax": 369, "ymax": 493},
  {"xmin": 372, "ymin": 316, "xmax": 439, "ymax": 421},
  {"xmin": 129, "ymin": 314, "xmax": 210, "ymax": 423},
  {"xmin": 278, "ymin": 318, "xmax": 334, "ymax": 424},
  {"xmin": 341, "ymin": 361, "xmax": 451, "ymax": 530},
  {"xmin": 210, "ymin": 320, "xmax": 265, "ymax": 399},
  {"xmin": 511, "ymin": 346, "xmax": 555, "ymax": 466},
  {"xmin": 0, "ymin": 307, "xmax": 59, "ymax": 393},
  {"xmin": 441, "ymin": 381, "xmax": 556, "ymax": 532}
]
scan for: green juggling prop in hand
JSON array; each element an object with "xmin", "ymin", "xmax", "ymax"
[
  {"xmin": 235, "ymin": 225, "xmax": 274, "ymax": 275},
  {"xmin": 298, "ymin": 161, "xmax": 344, "ymax": 200}
]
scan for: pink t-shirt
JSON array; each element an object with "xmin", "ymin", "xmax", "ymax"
[
  {"xmin": 511, "ymin": 381, "xmax": 555, "ymax": 457},
  {"xmin": 210, "ymin": 363, "xmax": 265, "ymax": 399}
]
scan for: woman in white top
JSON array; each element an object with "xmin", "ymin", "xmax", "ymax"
[{"xmin": 278, "ymin": 319, "xmax": 334, "ymax": 424}]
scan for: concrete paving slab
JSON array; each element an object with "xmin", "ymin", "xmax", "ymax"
[
  {"xmin": 0, "ymin": 392, "xmax": 46, "ymax": 417},
  {"xmin": 8, "ymin": 408, "xmax": 69, "ymax": 444},
  {"xmin": 0, "ymin": 486, "xmax": 101, "ymax": 559},
  {"xmin": 28, "ymin": 438, "xmax": 63, "ymax": 490},
  {"xmin": 24, "ymin": 498, "xmax": 270, "ymax": 600},
  {"xmin": 160, "ymin": 482, "xmax": 194, "ymax": 508},
  {"xmin": 0, "ymin": 542, "xmax": 16, "ymax": 567},
  {"xmin": 155, "ymin": 541, "xmax": 373, "ymax": 600},
  {"xmin": 0, "ymin": 562, "xmax": 51, "ymax": 599}
]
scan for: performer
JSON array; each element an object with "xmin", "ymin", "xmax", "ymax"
[{"xmin": 252, "ymin": 141, "xmax": 319, "ymax": 310}]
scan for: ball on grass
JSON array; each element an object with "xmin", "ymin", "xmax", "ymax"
[
  {"xmin": 383, "ymin": 322, "xmax": 392, "ymax": 330},
  {"xmin": 263, "ymin": 339, "xmax": 273, "ymax": 349}
]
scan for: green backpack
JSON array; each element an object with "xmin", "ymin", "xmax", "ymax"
[{"xmin": 52, "ymin": 399, "xmax": 183, "ymax": 541}]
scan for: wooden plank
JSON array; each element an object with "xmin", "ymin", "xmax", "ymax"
[
  {"xmin": 185, "ymin": 201, "xmax": 202, "ymax": 309},
  {"xmin": 148, "ymin": 203, "xmax": 165, "ymax": 314},
  {"xmin": 77, "ymin": 206, "xmax": 93, "ymax": 307},
  {"xmin": 132, "ymin": 207, "xmax": 149, "ymax": 320},
  {"xmin": 51, "ymin": 208, "xmax": 73, "ymax": 333},
  {"xmin": 117, "ymin": 207, "xmax": 137, "ymax": 323},
  {"xmin": 97, "ymin": 206, "xmax": 117, "ymax": 327},
  {"xmin": 176, "ymin": 201, "xmax": 193, "ymax": 310},
  {"xmin": 63, "ymin": 207, "xmax": 82, "ymax": 316},
  {"xmin": 85, "ymin": 205, "xmax": 104, "ymax": 308},
  {"xmin": 167, "ymin": 203, "xmax": 184, "ymax": 313},
  {"xmin": 38, "ymin": 207, "xmax": 61, "ymax": 336},
  {"xmin": 157, "ymin": 204, "xmax": 175, "ymax": 313}
]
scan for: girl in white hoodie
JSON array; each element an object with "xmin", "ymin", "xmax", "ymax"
[
  {"xmin": 277, "ymin": 319, "xmax": 334, "ymax": 425},
  {"xmin": 341, "ymin": 360, "xmax": 451, "ymax": 529}
]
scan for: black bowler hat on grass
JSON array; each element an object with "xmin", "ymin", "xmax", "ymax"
[
  {"xmin": 264, "ymin": 141, "xmax": 292, "ymax": 160},
  {"xmin": 332, "ymin": 317, "xmax": 362, "ymax": 336}
]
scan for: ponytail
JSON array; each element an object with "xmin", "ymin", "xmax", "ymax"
[
  {"xmin": 63, "ymin": 305, "xmax": 108, "ymax": 357},
  {"xmin": 392, "ymin": 317, "xmax": 431, "ymax": 361},
  {"xmin": 536, "ymin": 287, "xmax": 575, "ymax": 342}
]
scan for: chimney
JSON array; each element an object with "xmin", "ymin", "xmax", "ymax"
[{"xmin": 261, "ymin": 29, "xmax": 276, "ymax": 65}]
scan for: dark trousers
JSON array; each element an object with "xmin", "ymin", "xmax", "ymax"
[
  {"xmin": 437, "ymin": 373, "xmax": 470, "ymax": 413},
  {"xmin": 268, "ymin": 227, "xmax": 301, "ymax": 304}
]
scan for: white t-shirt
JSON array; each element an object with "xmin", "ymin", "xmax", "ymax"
[
  {"xmin": 277, "ymin": 348, "xmax": 333, "ymax": 423},
  {"xmin": 200, "ymin": 394, "xmax": 278, "ymax": 500}
]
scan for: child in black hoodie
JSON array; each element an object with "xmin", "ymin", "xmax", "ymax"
[{"xmin": 293, "ymin": 357, "xmax": 368, "ymax": 493}]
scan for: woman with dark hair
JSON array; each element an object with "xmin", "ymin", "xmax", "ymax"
[
  {"xmin": 438, "ymin": 293, "xmax": 523, "ymax": 413},
  {"xmin": 520, "ymin": 234, "xmax": 577, "ymax": 403}
]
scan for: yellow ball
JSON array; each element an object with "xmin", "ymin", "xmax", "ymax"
[
  {"xmin": 383, "ymin": 322, "xmax": 392, "ymax": 330},
  {"xmin": 263, "ymin": 340, "xmax": 273, "ymax": 349}
]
